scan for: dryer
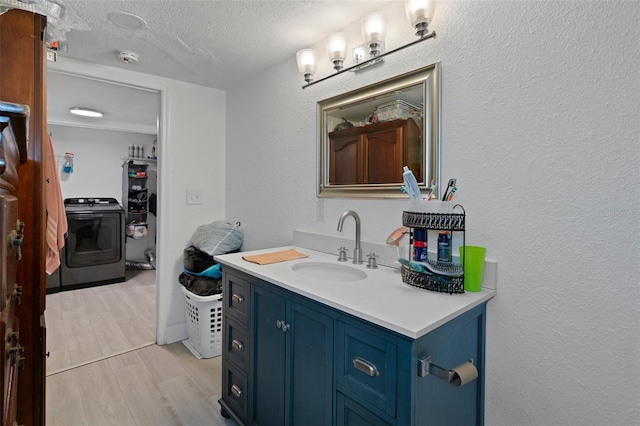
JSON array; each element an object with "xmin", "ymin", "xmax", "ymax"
[{"xmin": 56, "ymin": 197, "xmax": 125, "ymax": 292}]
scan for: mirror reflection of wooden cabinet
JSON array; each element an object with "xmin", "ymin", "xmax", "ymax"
[{"xmin": 328, "ymin": 118, "xmax": 421, "ymax": 185}]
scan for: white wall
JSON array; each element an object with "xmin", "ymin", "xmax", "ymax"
[
  {"xmin": 226, "ymin": 1, "xmax": 639, "ymax": 425},
  {"xmin": 48, "ymin": 124, "xmax": 155, "ymax": 200},
  {"xmin": 48, "ymin": 58, "xmax": 227, "ymax": 345}
]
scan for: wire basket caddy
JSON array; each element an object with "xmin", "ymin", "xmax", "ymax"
[
  {"xmin": 400, "ymin": 265, "xmax": 464, "ymax": 293},
  {"xmin": 401, "ymin": 204, "xmax": 466, "ymax": 294}
]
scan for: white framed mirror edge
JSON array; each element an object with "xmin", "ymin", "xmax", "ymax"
[{"xmin": 316, "ymin": 62, "xmax": 441, "ymax": 199}]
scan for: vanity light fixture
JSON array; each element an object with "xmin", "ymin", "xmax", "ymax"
[
  {"xmin": 297, "ymin": 0, "xmax": 437, "ymax": 89},
  {"xmin": 296, "ymin": 48, "xmax": 317, "ymax": 84},
  {"xmin": 405, "ymin": 0, "xmax": 437, "ymax": 37},
  {"xmin": 362, "ymin": 12, "xmax": 386, "ymax": 57},
  {"xmin": 325, "ymin": 33, "xmax": 348, "ymax": 71},
  {"xmin": 69, "ymin": 107, "xmax": 103, "ymax": 118}
]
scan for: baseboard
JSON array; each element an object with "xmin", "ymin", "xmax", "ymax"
[{"xmin": 163, "ymin": 322, "xmax": 188, "ymax": 345}]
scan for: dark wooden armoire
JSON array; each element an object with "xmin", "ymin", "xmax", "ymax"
[{"xmin": 0, "ymin": 8, "xmax": 48, "ymax": 425}]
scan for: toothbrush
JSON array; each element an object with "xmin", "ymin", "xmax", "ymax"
[
  {"xmin": 425, "ymin": 181, "xmax": 437, "ymax": 200},
  {"xmin": 397, "ymin": 258, "xmax": 430, "ymax": 274},
  {"xmin": 447, "ymin": 187, "xmax": 457, "ymax": 201},
  {"xmin": 441, "ymin": 178, "xmax": 457, "ymax": 201}
]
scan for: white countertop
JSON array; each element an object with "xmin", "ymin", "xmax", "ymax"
[{"xmin": 215, "ymin": 246, "xmax": 496, "ymax": 339}]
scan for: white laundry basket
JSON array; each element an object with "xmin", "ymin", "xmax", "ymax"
[{"xmin": 180, "ymin": 285, "xmax": 223, "ymax": 359}]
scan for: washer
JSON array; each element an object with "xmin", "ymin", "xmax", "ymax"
[{"xmin": 56, "ymin": 197, "xmax": 125, "ymax": 292}]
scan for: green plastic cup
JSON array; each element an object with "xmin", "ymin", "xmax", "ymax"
[{"xmin": 459, "ymin": 246, "xmax": 486, "ymax": 292}]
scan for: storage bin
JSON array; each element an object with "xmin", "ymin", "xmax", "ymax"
[
  {"xmin": 374, "ymin": 100, "xmax": 420, "ymax": 122},
  {"xmin": 180, "ymin": 285, "xmax": 223, "ymax": 358}
]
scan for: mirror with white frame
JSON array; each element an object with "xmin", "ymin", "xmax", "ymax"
[{"xmin": 317, "ymin": 63, "xmax": 440, "ymax": 198}]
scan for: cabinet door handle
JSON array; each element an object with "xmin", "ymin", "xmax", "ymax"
[
  {"xmin": 353, "ymin": 356, "xmax": 380, "ymax": 377},
  {"xmin": 232, "ymin": 293, "xmax": 244, "ymax": 304},
  {"xmin": 231, "ymin": 384, "xmax": 243, "ymax": 398},
  {"xmin": 231, "ymin": 339, "xmax": 244, "ymax": 352},
  {"xmin": 276, "ymin": 320, "xmax": 290, "ymax": 333}
]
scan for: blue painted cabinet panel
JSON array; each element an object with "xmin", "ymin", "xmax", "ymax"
[
  {"xmin": 251, "ymin": 283, "xmax": 334, "ymax": 426},
  {"xmin": 286, "ymin": 301, "xmax": 334, "ymax": 426},
  {"xmin": 337, "ymin": 392, "xmax": 392, "ymax": 426},
  {"xmin": 252, "ymin": 285, "xmax": 286, "ymax": 425},
  {"xmin": 413, "ymin": 306, "xmax": 486, "ymax": 425}
]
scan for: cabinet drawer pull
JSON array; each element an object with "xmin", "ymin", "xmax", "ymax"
[
  {"xmin": 353, "ymin": 356, "xmax": 380, "ymax": 377},
  {"xmin": 231, "ymin": 384, "xmax": 243, "ymax": 398},
  {"xmin": 231, "ymin": 339, "xmax": 244, "ymax": 352},
  {"xmin": 232, "ymin": 294, "xmax": 244, "ymax": 304}
]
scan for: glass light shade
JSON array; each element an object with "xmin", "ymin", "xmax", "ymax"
[
  {"xmin": 296, "ymin": 49, "xmax": 317, "ymax": 74},
  {"xmin": 405, "ymin": 0, "xmax": 436, "ymax": 27},
  {"xmin": 325, "ymin": 32, "xmax": 347, "ymax": 62},
  {"xmin": 361, "ymin": 12, "xmax": 386, "ymax": 44}
]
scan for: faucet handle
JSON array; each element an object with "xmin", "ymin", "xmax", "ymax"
[
  {"xmin": 366, "ymin": 252, "xmax": 378, "ymax": 269},
  {"xmin": 337, "ymin": 246, "xmax": 348, "ymax": 262}
]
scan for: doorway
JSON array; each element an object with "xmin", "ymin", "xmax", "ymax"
[{"xmin": 45, "ymin": 68, "xmax": 161, "ymax": 373}]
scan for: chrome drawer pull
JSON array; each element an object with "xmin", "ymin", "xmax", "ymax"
[
  {"xmin": 353, "ymin": 356, "xmax": 380, "ymax": 377},
  {"xmin": 231, "ymin": 384, "xmax": 243, "ymax": 398},
  {"xmin": 232, "ymin": 293, "xmax": 244, "ymax": 304},
  {"xmin": 231, "ymin": 339, "xmax": 244, "ymax": 352}
]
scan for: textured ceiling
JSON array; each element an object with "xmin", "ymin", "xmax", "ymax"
[
  {"xmin": 44, "ymin": 0, "xmax": 393, "ymax": 133},
  {"xmin": 56, "ymin": 0, "xmax": 394, "ymax": 89}
]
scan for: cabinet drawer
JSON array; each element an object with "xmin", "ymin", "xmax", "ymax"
[
  {"xmin": 337, "ymin": 392, "xmax": 393, "ymax": 426},
  {"xmin": 225, "ymin": 316, "xmax": 248, "ymax": 371},
  {"xmin": 336, "ymin": 322, "xmax": 397, "ymax": 418},
  {"xmin": 224, "ymin": 273, "xmax": 249, "ymax": 324},
  {"xmin": 222, "ymin": 363, "xmax": 248, "ymax": 424}
]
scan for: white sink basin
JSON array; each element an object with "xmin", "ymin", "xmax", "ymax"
[{"xmin": 291, "ymin": 262, "xmax": 367, "ymax": 282}]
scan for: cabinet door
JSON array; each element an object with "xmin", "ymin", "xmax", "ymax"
[
  {"xmin": 286, "ymin": 301, "xmax": 334, "ymax": 426},
  {"xmin": 252, "ymin": 285, "xmax": 286, "ymax": 425},
  {"xmin": 363, "ymin": 127, "xmax": 403, "ymax": 185},
  {"xmin": 329, "ymin": 134, "xmax": 360, "ymax": 185}
]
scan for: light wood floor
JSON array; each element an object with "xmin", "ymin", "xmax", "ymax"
[
  {"xmin": 46, "ymin": 341, "xmax": 234, "ymax": 426},
  {"xmin": 45, "ymin": 270, "xmax": 234, "ymax": 425},
  {"xmin": 45, "ymin": 269, "xmax": 157, "ymax": 374}
]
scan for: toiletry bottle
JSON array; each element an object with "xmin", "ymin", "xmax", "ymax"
[
  {"xmin": 437, "ymin": 231, "xmax": 451, "ymax": 263},
  {"xmin": 402, "ymin": 166, "xmax": 421, "ymax": 201},
  {"xmin": 413, "ymin": 228, "xmax": 427, "ymax": 262}
]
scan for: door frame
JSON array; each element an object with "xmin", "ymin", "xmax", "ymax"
[{"xmin": 46, "ymin": 58, "xmax": 167, "ymax": 342}]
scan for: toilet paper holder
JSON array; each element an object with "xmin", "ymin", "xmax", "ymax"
[{"xmin": 418, "ymin": 356, "xmax": 478, "ymax": 387}]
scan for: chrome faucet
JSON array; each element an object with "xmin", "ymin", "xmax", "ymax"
[{"xmin": 337, "ymin": 210, "xmax": 363, "ymax": 264}]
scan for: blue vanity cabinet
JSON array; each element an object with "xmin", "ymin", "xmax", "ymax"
[{"xmin": 219, "ymin": 266, "xmax": 487, "ymax": 426}]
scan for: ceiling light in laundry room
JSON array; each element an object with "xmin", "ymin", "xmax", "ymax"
[
  {"xmin": 69, "ymin": 107, "xmax": 103, "ymax": 118},
  {"xmin": 107, "ymin": 11, "xmax": 147, "ymax": 30}
]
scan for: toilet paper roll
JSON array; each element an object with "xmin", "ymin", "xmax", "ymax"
[{"xmin": 450, "ymin": 362, "xmax": 478, "ymax": 387}]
